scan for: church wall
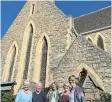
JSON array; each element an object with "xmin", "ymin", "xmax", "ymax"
[
  {"xmin": 84, "ymin": 28, "xmax": 111, "ymax": 53},
  {"xmin": 1, "ymin": 1, "xmax": 111, "ymax": 95},
  {"xmin": 1, "ymin": 2, "xmax": 31, "ymax": 79},
  {"xmin": 52, "ymin": 36, "xmax": 111, "ymax": 93},
  {"xmin": 26, "ymin": 1, "xmax": 71, "ymax": 87},
  {"xmin": 1, "ymin": 1, "xmax": 71, "ymax": 92}
]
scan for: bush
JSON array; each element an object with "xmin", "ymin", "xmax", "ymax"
[
  {"xmin": 94, "ymin": 93, "xmax": 111, "ymax": 102},
  {"xmin": 1, "ymin": 92, "xmax": 16, "ymax": 102}
]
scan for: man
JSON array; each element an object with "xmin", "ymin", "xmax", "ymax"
[{"xmin": 32, "ymin": 82, "xmax": 48, "ymax": 102}]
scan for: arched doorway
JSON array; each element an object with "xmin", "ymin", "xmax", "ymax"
[
  {"xmin": 73, "ymin": 63, "xmax": 104, "ymax": 101},
  {"xmin": 78, "ymin": 68, "xmax": 103, "ymax": 101},
  {"xmin": 78, "ymin": 68, "xmax": 87, "ymax": 86}
]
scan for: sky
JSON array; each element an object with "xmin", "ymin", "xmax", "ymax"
[{"xmin": 1, "ymin": 1, "xmax": 111, "ymax": 38}]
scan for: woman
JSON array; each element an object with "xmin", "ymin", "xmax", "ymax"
[
  {"xmin": 47, "ymin": 82, "xmax": 61, "ymax": 102},
  {"xmin": 15, "ymin": 80, "xmax": 32, "ymax": 102},
  {"xmin": 68, "ymin": 75, "xmax": 86, "ymax": 102},
  {"xmin": 59, "ymin": 83, "xmax": 70, "ymax": 102}
]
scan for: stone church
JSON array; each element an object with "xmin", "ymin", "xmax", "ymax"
[{"xmin": 1, "ymin": 1, "xmax": 111, "ymax": 101}]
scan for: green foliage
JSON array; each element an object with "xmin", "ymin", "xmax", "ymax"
[
  {"xmin": 1, "ymin": 92, "xmax": 16, "ymax": 102},
  {"xmin": 94, "ymin": 93, "xmax": 111, "ymax": 102}
]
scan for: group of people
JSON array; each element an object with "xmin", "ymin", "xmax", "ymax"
[{"xmin": 15, "ymin": 75, "xmax": 86, "ymax": 102}]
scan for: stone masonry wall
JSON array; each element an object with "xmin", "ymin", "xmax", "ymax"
[
  {"xmin": 28, "ymin": 1, "xmax": 70, "ymax": 82},
  {"xmin": 84, "ymin": 28, "xmax": 111, "ymax": 53},
  {"xmin": 1, "ymin": 2, "xmax": 30, "ymax": 77},
  {"xmin": 1, "ymin": 1, "xmax": 110, "ymax": 94},
  {"xmin": 52, "ymin": 36, "xmax": 111, "ymax": 93},
  {"xmin": 1, "ymin": 1, "xmax": 71, "ymax": 87}
]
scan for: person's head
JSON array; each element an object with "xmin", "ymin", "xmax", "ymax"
[
  {"xmin": 63, "ymin": 83, "xmax": 70, "ymax": 92},
  {"xmin": 68, "ymin": 75, "xmax": 79, "ymax": 87},
  {"xmin": 23, "ymin": 80, "xmax": 30, "ymax": 91},
  {"xmin": 51, "ymin": 82, "xmax": 58, "ymax": 91},
  {"xmin": 36, "ymin": 82, "xmax": 42, "ymax": 92}
]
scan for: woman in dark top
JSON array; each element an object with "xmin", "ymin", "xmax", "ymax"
[{"xmin": 59, "ymin": 83, "xmax": 70, "ymax": 102}]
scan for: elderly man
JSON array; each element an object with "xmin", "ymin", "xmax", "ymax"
[{"xmin": 32, "ymin": 82, "xmax": 48, "ymax": 102}]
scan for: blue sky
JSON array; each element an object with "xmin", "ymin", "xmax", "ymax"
[{"xmin": 1, "ymin": 1, "xmax": 111, "ymax": 38}]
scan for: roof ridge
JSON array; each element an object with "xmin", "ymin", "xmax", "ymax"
[{"xmin": 74, "ymin": 6, "xmax": 111, "ymax": 19}]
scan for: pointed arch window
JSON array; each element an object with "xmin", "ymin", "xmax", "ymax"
[
  {"xmin": 78, "ymin": 67, "xmax": 103, "ymax": 101},
  {"xmin": 30, "ymin": 4, "xmax": 34, "ymax": 16},
  {"xmin": 97, "ymin": 35, "xmax": 104, "ymax": 50},
  {"xmin": 23, "ymin": 24, "xmax": 33, "ymax": 79},
  {"xmin": 33, "ymin": 34, "xmax": 50, "ymax": 91},
  {"xmin": 8, "ymin": 45, "xmax": 16, "ymax": 81},
  {"xmin": 88, "ymin": 38, "xmax": 92, "ymax": 42},
  {"xmin": 40, "ymin": 37, "xmax": 48, "ymax": 90},
  {"xmin": 32, "ymin": 4, "xmax": 34, "ymax": 15}
]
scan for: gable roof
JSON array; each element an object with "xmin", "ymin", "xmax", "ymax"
[{"xmin": 74, "ymin": 6, "xmax": 111, "ymax": 34}]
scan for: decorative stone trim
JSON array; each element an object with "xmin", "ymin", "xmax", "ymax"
[{"xmin": 2, "ymin": 41, "xmax": 18, "ymax": 81}]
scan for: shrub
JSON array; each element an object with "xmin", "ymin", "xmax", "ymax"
[
  {"xmin": 94, "ymin": 93, "xmax": 111, "ymax": 102},
  {"xmin": 1, "ymin": 92, "xmax": 16, "ymax": 102}
]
